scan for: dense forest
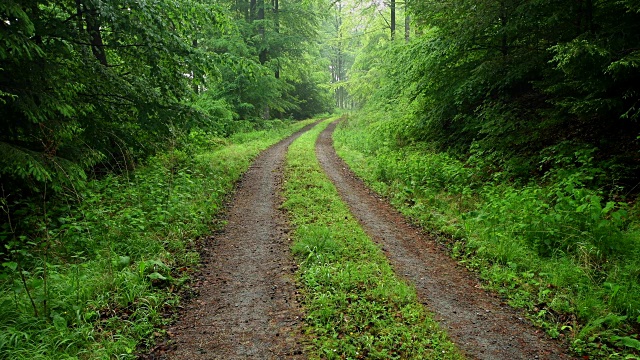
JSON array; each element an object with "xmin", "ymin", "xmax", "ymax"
[
  {"xmin": 0, "ymin": 0, "xmax": 333, "ymax": 194},
  {"xmin": 2, "ymin": 0, "xmax": 640, "ymax": 358},
  {"xmin": 345, "ymin": 0, "xmax": 640, "ymax": 185}
]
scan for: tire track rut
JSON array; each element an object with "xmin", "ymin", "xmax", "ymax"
[
  {"xmin": 159, "ymin": 122, "xmax": 319, "ymax": 360},
  {"xmin": 316, "ymin": 120, "xmax": 573, "ymax": 360}
]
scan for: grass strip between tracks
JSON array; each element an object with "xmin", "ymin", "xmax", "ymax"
[{"xmin": 283, "ymin": 118, "xmax": 463, "ymax": 360}]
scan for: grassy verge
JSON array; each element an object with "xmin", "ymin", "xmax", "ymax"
[
  {"xmin": 333, "ymin": 114, "xmax": 640, "ymax": 359},
  {"xmin": 282, "ymin": 118, "xmax": 463, "ymax": 360},
  {"xmin": 0, "ymin": 119, "xmax": 316, "ymax": 359}
]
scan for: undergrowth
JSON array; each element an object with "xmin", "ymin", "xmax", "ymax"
[
  {"xmin": 333, "ymin": 114, "xmax": 640, "ymax": 359},
  {"xmin": 283, "ymin": 118, "xmax": 463, "ymax": 359},
  {"xmin": 0, "ymin": 119, "xmax": 315, "ymax": 359}
]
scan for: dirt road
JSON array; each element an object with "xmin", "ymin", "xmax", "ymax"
[
  {"xmin": 158, "ymin": 123, "xmax": 318, "ymax": 360},
  {"xmin": 315, "ymin": 120, "xmax": 572, "ymax": 360},
  {"xmin": 153, "ymin": 118, "xmax": 573, "ymax": 360}
]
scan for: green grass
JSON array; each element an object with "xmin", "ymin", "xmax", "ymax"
[
  {"xmin": 0, "ymin": 119, "xmax": 316, "ymax": 359},
  {"xmin": 333, "ymin": 114, "xmax": 640, "ymax": 359},
  {"xmin": 283, "ymin": 118, "xmax": 463, "ymax": 360}
]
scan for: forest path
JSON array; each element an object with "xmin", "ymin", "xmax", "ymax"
[
  {"xmin": 159, "ymin": 122, "xmax": 320, "ymax": 360},
  {"xmin": 316, "ymin": 120, "xmax": 573, "ymax": 360}
]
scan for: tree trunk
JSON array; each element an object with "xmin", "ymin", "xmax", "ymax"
[
  {"xmin": 273, "ymin": 0, "xmax": 279, "ymax": 78},
  {"xmin": 405, "ymin": 0, "xmax": 410, "ymax": 42},
  {"xmin": 80, "ymin": 0, "xmax": 108, "ymax": 66},
  {"xmin": 257, "ymin": 0, "xmax": 267, "ymax": 64},
  {"xmin": 250, "ymin": 0, "xmax": 256, "ymax": 21},
  {"xmin": 584, "ymin": 0, "xmax": 595, "ymax": 34},
  {"xmin": 405, "ymin": 15, "xmax": 410, "ymax": 42},
  {"xmin": 239, "ymin": 0, "xmax": 249, "ymax": 20},
  {"xmin": 390, "ymin": 0, "xmax": 396, "ymax": 39}
]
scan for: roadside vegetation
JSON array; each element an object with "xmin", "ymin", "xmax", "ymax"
[
  {"xmin": 0, "ymin": 119, "xmax": 314, "ymax": 359},
  {"xmin": 334, "ymin": 115, "xmax": 640, "ymax": 359},
  {"xmin": 327, "ymin": 0, "xmax": 640, "ymax": 358},
  {"xmin": 4, "ymin": 0, "xmax": 640, "ymax": 358},
  {"xmin": 283, "ymin": 118, "xmax": 463, "ymax": 359},
  {"xmin": 1, "ymin": 0, "xmax": 333, "ymax": 356}
]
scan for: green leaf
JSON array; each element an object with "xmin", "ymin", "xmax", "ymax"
[
  {"xmin": 2, "ymin": 261, "xmax": 18, "ymax": 271},
  {"xmin": 147, "ymin": 272, "xmax": 167, "ymax": 281},
  {"xmin": 53, "ymin": 314, "xmax": 68, "ymax": 331},
  {"xmin": 612, "ymin": 336, "xmax": 640, "ymax": 350},
  {"xmin": 118, "ymin": 256, "xmax": 131, "ymax": 268}
]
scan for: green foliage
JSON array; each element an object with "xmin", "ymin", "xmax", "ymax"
[
  {"xmin": 0, "ymin": 0, "xmax": 228, "ymax": 195},
  {"xmin": 0, "ymin": 0, "xmax": 333, "ymax": 350},
  {"xmin": 334, "ymin": 115, "xmax": 640, "ymax": 359},
  {"xmin": 286, "ymin": 53, "xmax": 334, "ymax": 119},
  {"xmin": 335, "ymin": 3, "xmax": 640, "ymax": 355},
  {"xmin": 343, "ymin": 0, "xmax": 640, "ymax": 189},
  {"xmin": 0, "ymin": 0, "xmax": 333, "ymax": 218},
  {"xmin": 0, "ymin": 119, "xmax": 312, "ymax": 358},
  {"xmin": 199, "ymin": 0, "xmax": 333, "ymax": 120},
  {"xmin": 283, "ymin": 119, "xmax": 462, "ymax": 359}
]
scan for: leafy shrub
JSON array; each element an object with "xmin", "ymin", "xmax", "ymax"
[
  {"xmin": 334, "ymin": 114, "xmax": 640, "ymax": 358},
  {"xmin": 475, "ymin": 179, "xmax": 629, "ymax": 259}
]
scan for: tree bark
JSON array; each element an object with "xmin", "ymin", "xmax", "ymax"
[
  {"xmin": 80, "ymin": 0, "xmax": 108, "ymax": 66},
  {"xmin": 390, "ymin": 0, "xmax": 396, "ymax": 39},
  {"xmin": 250, "ymin": 0, "xmax": 257, "ymax": 21},
  {"xmin": 273, "ymin": 0, "xmax": 280, "ymax": 78},
  {"xmin": 257, "ymin": 0, "xmax": 267, "ymax": 64},
  {"xmin": 405, "ymin": 0, "xmax": 410, "ymax": 42},
  {"xmin": 405, "ymin": 14, "xmax": 410, "ymax": 42}
]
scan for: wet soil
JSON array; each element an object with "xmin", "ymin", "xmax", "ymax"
[
  {"xmin": 154, "ymin": 123, "xmax": 318, "ymax": 360},
  {"xmin": 316, "ymin": 120, "xmax": 574, "ymax": 360}
]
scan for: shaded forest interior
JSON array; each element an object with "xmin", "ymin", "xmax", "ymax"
[{"xmin": 2, "ymin": 0, "xmax": 640, "ymax": 358}]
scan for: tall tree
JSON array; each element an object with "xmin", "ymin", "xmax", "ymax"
[
  {"xmin": 199, "ymin": 0, "xmax": 332, "ymax": 119},
  {"xmin": 404, "ymin": 1, "xmax": 410, "ymax": 42},
  {"xmin": 344, "ymin": 0, "xmax": 640, "ymax": 185},
  {"xmin": 1, "ymin": 0, "xmax": 223, "ymax": 193},
  {"xmin": 390, "ymin": 0, "xmax": 395, "ymax": 39}
]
